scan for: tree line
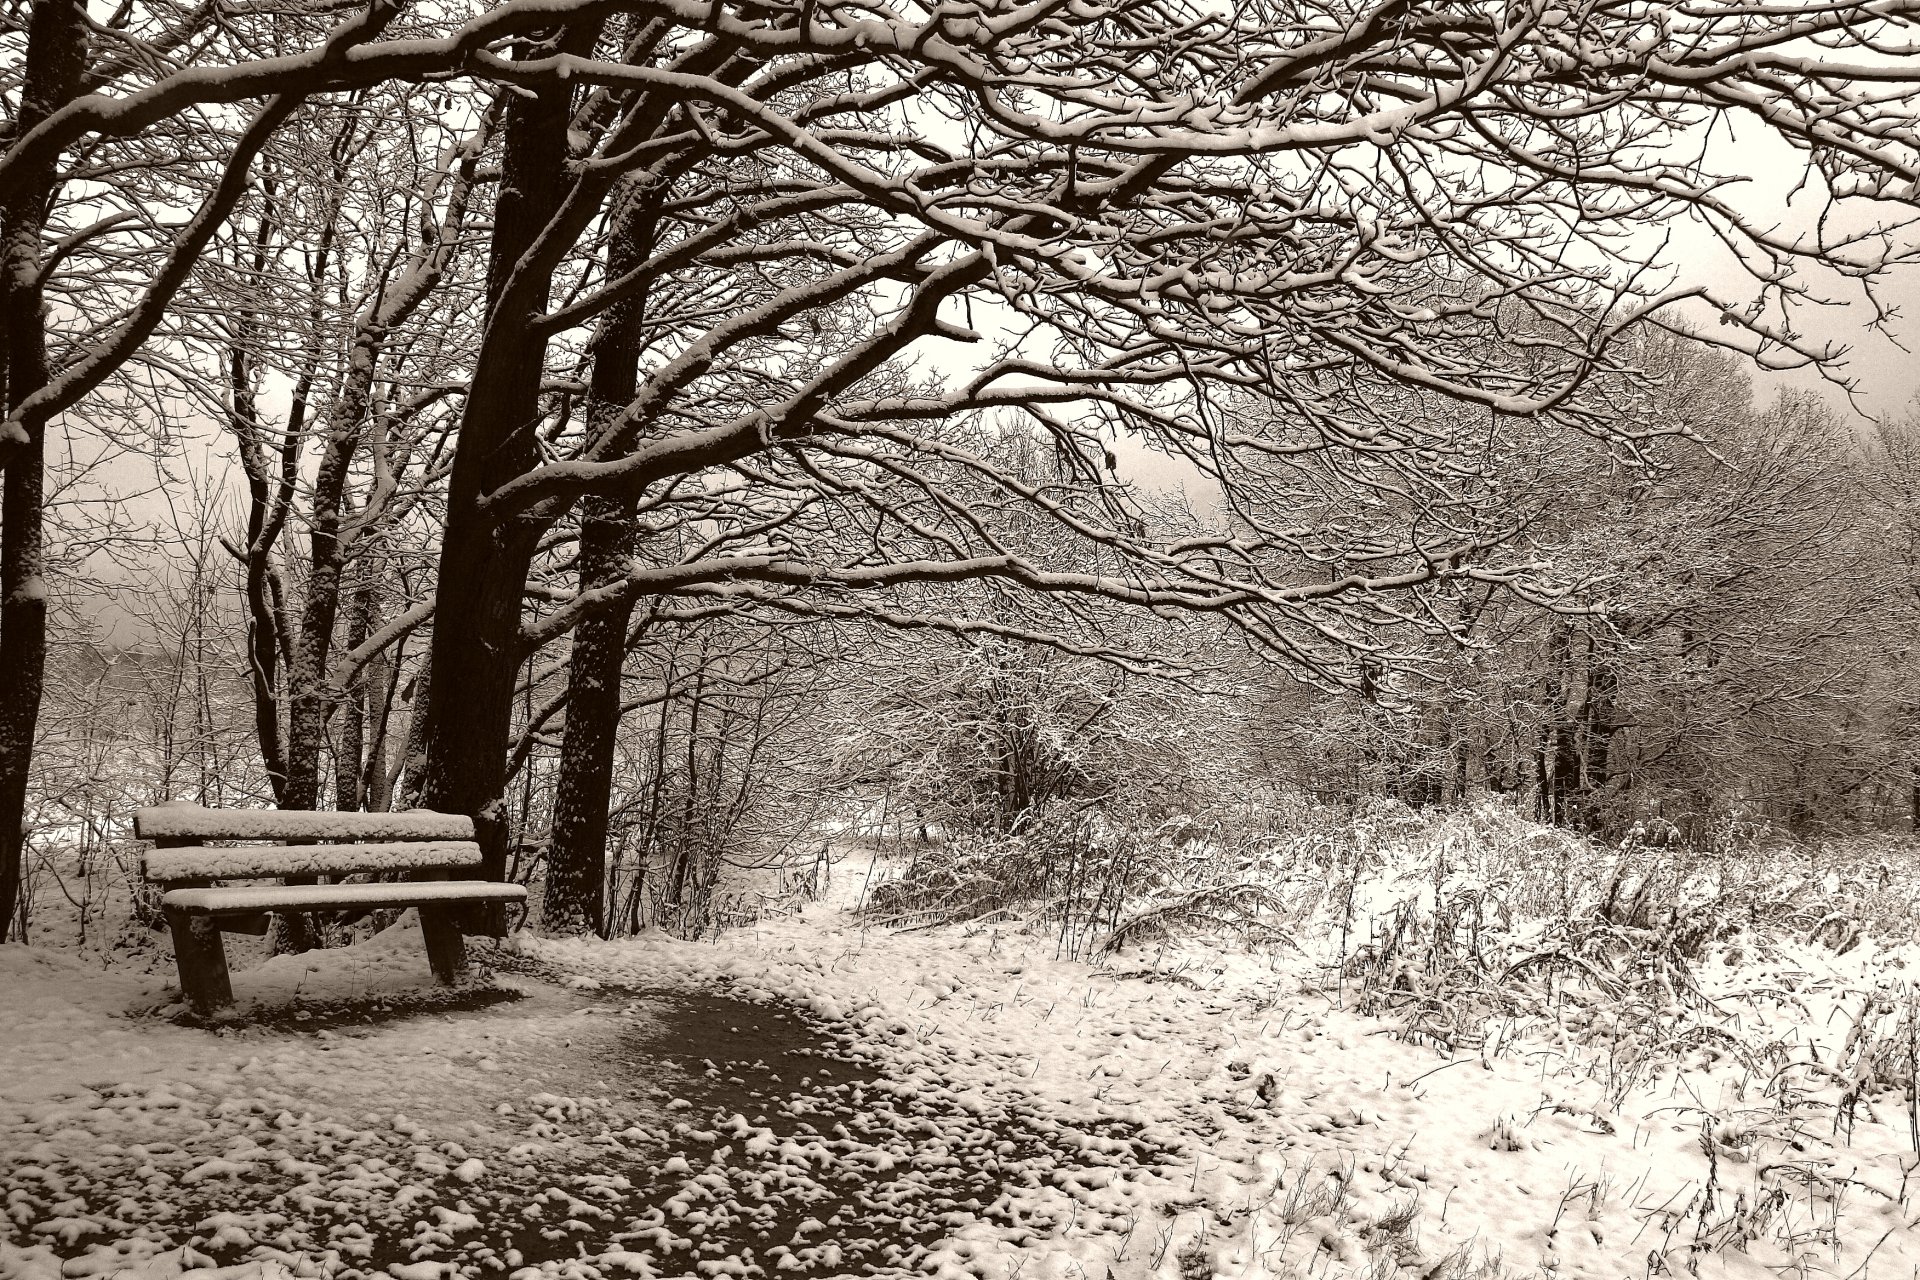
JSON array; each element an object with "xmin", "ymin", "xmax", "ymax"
[{"xmin": 6, "ymin": 0, "xmax": 1920, "ymax": 943}]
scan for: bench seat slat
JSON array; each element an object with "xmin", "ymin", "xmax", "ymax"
[
  {"xmin": 145, "ymin": 840, "xmax": 483, "ymax": 883},
  {"xmin": 134, "ymin": 805, "xmax": 474, "ymax": 843},
  {"xmin": 162, "ymin": 881, "xmax": 526, "ymax": 916}
]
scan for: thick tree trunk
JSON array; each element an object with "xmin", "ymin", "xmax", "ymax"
[
  {"xmin": 414, "ymin": 27, "xmax": 593, "ymax": 898},
  {"xmin": 540, "ymin": 196, "xmax": 654, "ymax": 936},
  {"xmin": 0, "ymin": 405, "xmax": 47, "ymax": 948},
  {"xmin": 0, "ymin": 0, "xmax": 87, "ymax": 943},
  {"xmin": 541, "ymin": 498, "xmax": 635, "ymax": 934}
]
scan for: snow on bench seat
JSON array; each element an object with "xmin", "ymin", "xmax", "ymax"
[
  {"xmin": 144, "ymin": 840, "xmax": 483, "ymax": 883},
  {"xmin": 136, "ymin": 804, "xmax": 508, "ymax": 1017},
  {"xmin": 162, "ymin": 880, "xmax": 526, "ymax": 916},
  {"xmin": 133, "ymin": 805, "xmax": 474, "ymax": 843}
]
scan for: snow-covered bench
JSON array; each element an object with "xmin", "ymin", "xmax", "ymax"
[{"xmin": 132, "ymin": 805, "xmax": 526, "ymax": 1017}]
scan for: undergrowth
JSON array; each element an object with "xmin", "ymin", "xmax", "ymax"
[{"xmin": 867, "ymin": 796, "xmax": 1920, "ymax": 1274}]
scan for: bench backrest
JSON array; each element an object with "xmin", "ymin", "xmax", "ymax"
[
  {"xmin": 134, "ymin": 806, "xmax": 473, "ymax": 843},
  {"xmin": 133, "ymin": 805, "xmax": 479, "ymax": 884}
]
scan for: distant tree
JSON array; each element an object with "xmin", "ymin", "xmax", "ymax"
[
  {"xmin": 1862, "ymin": 411, "xmax": 1920, "ymax": 830},
  {"xmin": 20, "ymin": 471, "xmax": 266, "ymax": 944},
  {"xmin": 839, "ymin": 628, "xmax": 1212, "ymax": 837},
  {"xmin": 1587, "ymin": 392, "xmax": 1888, "ymax": 833},
  {"xmin": 1253, "ymin": 367, "xmax": 1910, "ymax": 838}
]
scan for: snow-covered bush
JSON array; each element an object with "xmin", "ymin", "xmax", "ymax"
[
  {"xmin": 871, "ymin": 788, "xmax": 1920, "ymax": 1126},
  {"xmin": 1310, "ymin": 802, "xmax": 1920, "ymax": 1127},
  {"xmin": 864, "ymin": 802, "xmax": 1215, "ymax": 958}
]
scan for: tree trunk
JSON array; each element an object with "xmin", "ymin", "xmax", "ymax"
[
  {"xmin": 227, "ymin": 181, "xmax": 305, "ymax": 806},
  {"xmin": 283, "ymin": 343, "xmax": 383, "ymax": 810},
  {"xmin": 541, "ymin": 197, "xmax": 654, "ymax": 934},
  {"xmin": 362, "ymin": 624, "xmax": 397, "ymax": 813},
  {"xmin": 1579, "ymin": 638, "xmax": 1622, "ymax": 834},
  {"xmin": 0, "ymin": 0, "xmax": 87, "ymax": 944},
  {"xmin": 395, "ymin": 669, "xmax": 432, "ymax": 807},
  {"xmin": 413, "ymin": 26, "xmax": 594, "ymax": 902},
  {"xmin": 666, "ymin": 668, "xmax": 709, "ymax": 915},
  {"xmin": 336, "ymin": 567, "xmax": 372, "ymax": 812},
  {"xmin": 542, "ymin": 498, "xmax": 636, "ymax": 935},
  {"xmin": 271, "ymin": 429, "xmax": 363, "ymax": 956},
  {"xmin": 1538, "ymin": 624, "xmax": 1582, "ymax": 828}
]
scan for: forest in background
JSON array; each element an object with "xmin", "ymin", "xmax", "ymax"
[
  {"xmin": 7, "ymin": 0, "xmax": 1920, "ymax": 948},
  {"xmin": 20, "ymin": 347, "xmax": 1920, "ymax": 946}
]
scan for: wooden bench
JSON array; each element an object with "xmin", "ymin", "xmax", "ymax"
[{"xmin": 133, "ymin": 805, "xmax": 526, "ymax": 1017}]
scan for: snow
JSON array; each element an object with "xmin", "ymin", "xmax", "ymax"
[
  {"xmin": 135, "ymin": 806, "xmax": 474, "ymax": 843},
  {"xmin": 515, "ymin": 849, "xmax": 1920, "ymax": 1280},
  {"xmin": 162, "ymin": 881, "xmax": 526, "ymax": 915},
  {"xmin": 146, "ymin": 841, "xmax": 484, "ymax": 883},
  {"xmin": 8, "ymin": 836, "xmax": 1920, "ymax": 1280}
]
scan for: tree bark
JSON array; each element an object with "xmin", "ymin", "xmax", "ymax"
[
  {"xmin": 336, "ymin": 562, "xmax": 373, "ymax": 812},
  {"xmin": 413, "ymin": 25, "xmax": 596, "ymax": 900},
  {"xmin": 1537, "ymin": 623, "xmax": 1582, "ymax": 828},
  {"xmin": 1578, "ymin": 636, "xmax": 1622, "ymax": 834},
  {"xmin": 271, "ymin": 395, "xmax": 365, "ymax": 956},
  {"xmin": 0, "ymin": 0, "xmax": 87, "ymax": 943},
  {"xmin": 541, "ymin": 499, "xmax": 634, "ymax": 935},
  {"xmin": 666, "ymin": 665, "xmax": 710, "ymax": 915},
  {"xmin": 226, "ymin": 176, "xmax": 317, "ymax": 806},
  {"xmin": 360, "ymin": 592, "xmax": 397, "ymax": 813},
  {"xmin": 543, "ymin": 193, "xmax": 656, "ymax": 935},
  {"xmin": 282, "ymin": 389, "xmax": 364, "ymax": 811}
]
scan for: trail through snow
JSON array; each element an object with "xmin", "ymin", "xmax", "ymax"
[{"xmin": 6, "ymin": 852, "xmax": 1920, "ymax": 1280}]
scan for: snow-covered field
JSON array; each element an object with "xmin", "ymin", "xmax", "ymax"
[{"xmin": 8, "ymin": 817, "xmax": 1920, "ymax": 1280}]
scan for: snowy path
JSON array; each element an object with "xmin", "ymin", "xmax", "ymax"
[
  {"xmin": 0, "ymin": 920, "xmax": 1166, "ymax": 1280},
  {"xmin": 8, "ymin": 868, "xmax": 1920, "ymax": 1280},
  {"xmin": 528, "ymin": 902, "xmax": 1920, "ymax": 1280}
]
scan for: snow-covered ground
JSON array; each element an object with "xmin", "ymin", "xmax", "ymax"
[{"xmin": 7, "ymin": 837, "xmax": 1920, "ymax": 1280}]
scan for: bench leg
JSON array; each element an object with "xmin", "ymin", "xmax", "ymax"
[
  {"xmin": 165, "ymin": 906, "xmax": 233, "ymax": 1016},
  {"xmin": 419, "ymin": 906, "xmax": 466, "ymax": 985}
]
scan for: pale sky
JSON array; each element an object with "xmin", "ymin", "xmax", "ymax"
[
  {"xmin": 1648, "ymin": 116, "xmax": 1920, "ymax": 428},
  {"xmin": 1749, "ymin": 263, "xmax": 1920, "ymax": 426}
]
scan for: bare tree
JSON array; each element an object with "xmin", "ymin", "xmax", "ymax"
[
  {"xmin": 183, "ymin": 90, "xmax": 484, "ymax": 821},
  {"xmin": 12, "ymin": 0, "xmax": 1920, "ymax": 926},
  {"xmin": 0, "ymin": 0, "xmax": 403, "ymax": 937},
  {"xmin": 1252, "ymin": 363, "xmax": 1913, "ymax": 838},
  {"xmin": 389, "ymin": 0, "xmax": 1920, "ymax": 902},
  {"xmin": 0, "ymin": 0, "xmax": 92, "ymax": 941},
  {"xmin": 1863, "ymin": 411, "xmax": 1920, "ymax": 831}
]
